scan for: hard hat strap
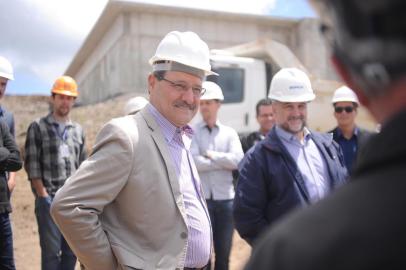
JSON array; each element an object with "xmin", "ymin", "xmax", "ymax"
[{"xmin": 152, "ymin": 60, "xmax": 205, "ymax": 80}]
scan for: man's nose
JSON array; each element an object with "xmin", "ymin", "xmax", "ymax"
[
  {"xmin": 291, "ymin": 106, "xmax": 303, "ymax": 116},
  {"xmin": 181, "ymin": 87, "xmax": 196, "ymax": 104}
]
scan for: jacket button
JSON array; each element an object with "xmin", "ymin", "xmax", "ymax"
[{"xmin": 180, "ymin": 232, "xmax": 187, "ymax": 239}]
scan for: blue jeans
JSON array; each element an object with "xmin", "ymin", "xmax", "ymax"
[
  {"xmin": 206, "ymin": 199, "xmax": 234, "ymax": 270},
  {"xmin": 0, "ymin": 212, "xmax": 15, "ymax": 270},
  {"xmin": 35, "ymin": 196, "xmax": 77, "ymax": 270}
]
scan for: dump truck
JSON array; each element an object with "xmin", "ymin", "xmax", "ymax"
[{"xmin": 191, "ymin": 37, "xmax": 376, "ymax": 135}]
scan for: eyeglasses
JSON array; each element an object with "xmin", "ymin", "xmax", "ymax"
[
  {"xmin": 334, "ymin": 106, "xmax": 355, "ymax": 113},
  {"xmin": 157, "ymin": 76, "xmax": 206, "ymax": 97}
]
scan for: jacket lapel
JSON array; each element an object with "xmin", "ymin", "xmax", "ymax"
[
  {"xmin": 265, "ymin": 128, "xmax": 310, "ymax": 203},
  {"xmin": 310, "ymin": 132, "xmax": 340, "ymax": 189},
  {"xmin": 139, "ymin": 108, "xmax": 188, "ymax": 222}
]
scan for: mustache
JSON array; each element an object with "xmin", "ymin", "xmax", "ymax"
[
  {"xmin": 288, "ymin": 116, "xmax": 305, "ymax": 121},
  {"xmin": 173, "ymin": 101, "xmax": 196, "ymax": 111}
]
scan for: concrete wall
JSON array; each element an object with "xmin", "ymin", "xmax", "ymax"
[
  {"xmin": 70, "ymin": 3, "xmax": 354, "ymax": 112},
  {"xmin": 69, "ymin": 3, "xmax": 376, "ymax": 131},
  {"xmin": 295, "ymin": 18, "xmax": 339, "ymax": 81},
  {"xmin": 73, "ymin": 5, "xmax": 305, "ymax": 105}
]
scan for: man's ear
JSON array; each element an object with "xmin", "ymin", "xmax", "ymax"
[
  {"xmin": 147, "ymin": 73, "xmax": 156, "ymax": 94},
  {"xmin": 331, "ymin": 55, "xmax": 369, "ymax": 108}
]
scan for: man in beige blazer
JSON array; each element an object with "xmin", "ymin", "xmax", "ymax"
[{"xmin": 51, "ymin": 31, "xmax": 216, "ymax": 270}]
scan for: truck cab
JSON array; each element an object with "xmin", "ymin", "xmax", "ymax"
[{"xmin": 191, "ymin": 53, "xmax": 272, "ymax": 136}]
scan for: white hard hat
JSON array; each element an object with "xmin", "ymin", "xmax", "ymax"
[
  {"xmin": 201, "ymin": 81, "xmax": 224, "ymax": 101},
  {"xmin": 331, "ymin": 86, "xmax": 359, "ymax": 104},
  {"xmin": 123, "ymin": 96, "xmax": 149, "ymax": 115},
  {"xmin": 0, "ymin": 56, "xmax": 14, "ymax": 81},
  {"xmin": 149, "ymin": 31, "xmax": 217, "ymax": 78},
  {"xmin": 268, "ymin": 68, "xmax": 315, "ymax": 102}
]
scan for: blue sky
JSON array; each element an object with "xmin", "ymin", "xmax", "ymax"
[{"xmin": 0, "ymin": 0, "xmax": 315, "ymax": 96}]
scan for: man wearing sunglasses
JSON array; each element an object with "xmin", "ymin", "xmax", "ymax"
[
  {"xmin": 329, "ymin": 86, "xmax": 374, "ymax": 174},
  {"xmin": 51, "ymin": 31, "xmax": 215, "ymax": 270}
]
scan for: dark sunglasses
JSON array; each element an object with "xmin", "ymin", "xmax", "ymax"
[{"xmin": 335, "ymin": 106, "xmax": 354, "ymax": 113}]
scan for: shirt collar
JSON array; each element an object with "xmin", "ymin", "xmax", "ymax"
[
  {"xmin": 45, "ymin": 113, "xmax": 73, "ymax": 127},
  {"xmin": 197, "ymin": 119, "xmax": 220, "ymax": 130},
  {"xmin": 198, "ymin": 119, "xmax": 220, "ymax": 126},
  {"xmin": 336, "ymin": 126, "xmax": 359, "ymax": 138},
  {"xmin": 275, "ymin": 125, "xmax": 311, "ymax": 144},
  {"xmin": 147, "ymin": 104, "xmax": 194, "ymax": 144}
]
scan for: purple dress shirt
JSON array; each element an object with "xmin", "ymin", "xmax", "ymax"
[{"xmin": 148, "ymin": 104, "xmax": 211, "ymax": 268}]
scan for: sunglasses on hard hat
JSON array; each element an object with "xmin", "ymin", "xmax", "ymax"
[{"xmin": 335, "ymin": 106, "xmax": 354, "ymax": 113}]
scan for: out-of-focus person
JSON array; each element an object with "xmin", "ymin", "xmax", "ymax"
[
  {"xmin": 240, "ymin": 98, "xmax": 274, "ymax": 153},
  {"xmin": 329, "ymin": 86, "xmax": 374, "ymax": 174},
  {"xmin": 191, "ymin": 81, "xmax": 243, "ymax": 270}
]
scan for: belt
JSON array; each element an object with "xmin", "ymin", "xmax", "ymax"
[{"xmin": 184, "ymin": 266, "xmax": 207, "ymax": 270}]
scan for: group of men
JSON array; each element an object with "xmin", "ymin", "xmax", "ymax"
[
  {"xmin": 1, "ymin": 0, "xmax": 406, "ymax": 269},
  {"xmin": 0, "ymin": 58, "xmax": 87, "ymax": 270}
]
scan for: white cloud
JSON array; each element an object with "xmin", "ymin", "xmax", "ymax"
[
  {"xmin": 0, "ymin": 0, "xmax": 108, "ymax": 89},
  {"xmin": 136, "ymin": 0, "xmax": 276, "ymax": 14},
  {"xmin": 33, "ymin": 0, "xmax": 109, "ymax": 37},
  {"xmin": 1, "ymin": 0, "xmax": 304, "ymax": 94}
]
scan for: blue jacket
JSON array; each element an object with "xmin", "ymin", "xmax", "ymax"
[{"xmin": 233, "ymin": 126, "xmax": 348, "ymax": 245}]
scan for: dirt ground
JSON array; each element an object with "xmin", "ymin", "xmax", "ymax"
[{"xmin": 3, "ymin": 95, "xmax": 251, "ymax": 270}]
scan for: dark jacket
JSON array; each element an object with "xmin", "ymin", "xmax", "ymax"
[
  {"xmin": 233, "ymin": 126, "xmax": 348, "ymax": 245},
  {"xmin": 330, "ymin": 126, "xmax": 373, "ymax": 149},
  {"xmin": 245, "ymin": 109, "xmax": 406, "ymax": 270},
  {"xmin": 329, "ymin": 126, "xmax": 375, "ymax": 174},
  {"xmin": 240, "ymin": 131, "xmax": 266, "ymax": 153},
  {"xmin": 0, "ymin": 106, "xmax": 15, "ymax": 137},
  {"xmin": 0, "ymin": 119, "xmax": 22, "ymax": 213}
]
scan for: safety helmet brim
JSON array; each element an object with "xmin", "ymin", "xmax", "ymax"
[
  {"xmin": 201, "ymin": 81, "xmax": 224, "ymax": 101},
  {"xmin": 149, "ymin": 57, "xmax": 218, "ymax": 77},
  {"xmin": 149, "ymin": 31, "xmax": 218, "ymax": 78},
  {"xmin": 0, "ymin": 72, "xmax": 14, "ymax": 81},
  {"xmin": 51, "ymin": 89, "xmax": 78, "ymax": 97},
  {"xmin": 268, "ymin": 93, "xmax": 316, "ymax": 103}
]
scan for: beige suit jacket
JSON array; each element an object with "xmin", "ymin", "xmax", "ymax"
[{"xmin": 51, "ymin": 108, "xmax": 196, "ymax": 270}]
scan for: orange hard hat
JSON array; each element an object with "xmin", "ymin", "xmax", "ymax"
[{"xmin": 51, "ymin": 76, "xmax": 78, "ymax": 97}]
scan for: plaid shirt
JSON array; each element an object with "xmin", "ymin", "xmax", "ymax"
[{"xmin": 24, "ymin": 113, "xmax": 87, "ymax": 196}]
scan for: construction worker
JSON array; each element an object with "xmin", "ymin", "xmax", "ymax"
[
  {"xmin": 0, "ymin": 56, "xmax": 15, "ymax": 135},
  {"xmin": 0, "ymin": 118, "xmax": 22, "ymax": 270},
  {"xmin": 51, "ymin": 31, "xmax": 214, "ymax": 270},
  {"xmin": 24, "ymin": 76, "xmax": 87, "ymax": 270},
  {"xmin": 233, "ymin": 68, "xmax": 348, "ymax": 245},
  {"xmin": 240, "ymin": 98, "xmax": 274, "ymax": 153},
  {"xmin": 245, "ymin": 0, "xmax": 406, "ymax": 269},
  {"xmin": 123, "ymin": 96, "xmax": 149, "ymax": 115},
  {"xmin": 0, "ymin": 55, "xmax": 19, "ymax": 270},
  {"xmin": 191, "ymin": 81, "xmax": 243, "ymax": 270},
  {"xmin": 0, "ymin": 56, "xmax": 16, "ymax": 194},
  {"xmin": 329, "ymin": 86, "xmax": 374, "ymax": 174}
]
